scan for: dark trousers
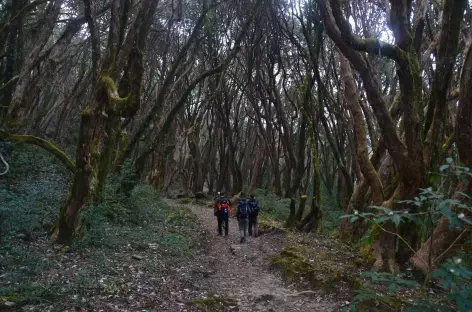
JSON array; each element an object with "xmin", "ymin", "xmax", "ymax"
[
  {"xmin": 248, "ymin": 216, "xmax": 259, "ymax": 237},
  {"xmin": 217, "ymin": 215, "xmax": 229, "ymax": 236},
  {"xmin": 238, "ymin": 218, "xmax": 248, "ymax": 238}
]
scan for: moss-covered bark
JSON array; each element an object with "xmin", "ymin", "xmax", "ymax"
[
  {"xmin": 56, "ymin": 0, "xmax": 158, "ymax": 243},
  {"xmin": 0, "ymin": 130, "xmax": 75, "ymax": 172}
]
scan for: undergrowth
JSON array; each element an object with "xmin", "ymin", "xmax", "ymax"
[
  {"xmin": 251, "ymin": 189, "xmax": 290, "ymax": 222},
  {"xmin": 0, "ymin": 146, "xmax": 201, "ymax": 310},
  {"xmin": 251, "ymin": 186, "xmax": 343, "ymax": 235},
  {"xmin": 339, "ymin": 159, "xmax": 472, "ymax": 312}
]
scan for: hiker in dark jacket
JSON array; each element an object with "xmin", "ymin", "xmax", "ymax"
[
  {"xmin": 215, "ymin": 193, "xmax": 230, "ymax": 236},
  {"xmin": 248, "ymin": 194, "xmax": 260, "ymax": 237},
  {"xmin": 237, "ymin": 197, "xmax": 249, "ymax": 243}
]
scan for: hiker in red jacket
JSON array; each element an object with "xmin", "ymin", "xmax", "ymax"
[{"xmin": 214, "ymin": 192, "xmax": 230, "ymax": 236}]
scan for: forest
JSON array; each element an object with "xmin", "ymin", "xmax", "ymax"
[{"xmin": 1, "ymin": 0, "xmax": 472, "ymax": 311}]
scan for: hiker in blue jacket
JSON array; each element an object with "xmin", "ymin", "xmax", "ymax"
[
  {"xmin": 248, "ymin": 194, "xmax": 260, "ymax": 237},
  {"xmin": 237, "ymin": 197, "xmax": 249, "ymax": 243}
]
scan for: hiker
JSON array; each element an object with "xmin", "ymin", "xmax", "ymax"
[
  {"xmin": 215, "ymin": 192, "xmax": 230, "ymax": 236},
  {"xmin": 248, "ymin": 194, "xmax": 260, "ymax": 237},
  {"xmin": 236, "ymin": 197, "xmax": 249, "ymax": 243}
]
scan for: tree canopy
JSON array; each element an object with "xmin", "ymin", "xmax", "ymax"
[{"xmin": 0, "ymin": 0, "xmax": 471, "ymax": 275}]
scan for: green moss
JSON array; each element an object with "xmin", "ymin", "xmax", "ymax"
[
  {"xmin": 100, "ymin": 75, "xmax": 118, "ymax": 93},
  {"xmin": 272, "ymin": 246, "xmax": 360, "ymax": 293},
  {"xmin": 354, "ymin": 244, "xmax": 376, "ymax": 267},
  {"xmin": 165, "ymin": 206, "xmax": 195, "ymax": 225},
  {"xmin": 190, "ymin": 296, "xmax": 236, "ymax": 311},
  {"xmin": 178, "ymin": 197, "xmax": 191, "ymax": 204},
  {"xmin": 81, "ymin": 104, "xmax": 92, "ymax": 116},
  {"xmin": 99, "ymin": 74, "xmax": 131, "ymax": 112},
  {"xmin": 329, "ymin": 231, "xmax": 340, "ymax": 239},
  {"xmin": 272, "ymin": 246, "xmax": 326, "ymax": 287},
  {"xmin": 0, "ymin": 295, "xmax": 23, "ymax": 302},
  {"xmin": 258, "ymin": 218, "xmax": 285, "ymax": 234},
  {"xmin": 0, "ymin": 130, "xmax": 76, "ymax": 173},
  {"xmin": 442, "ymin": 133, "xmax": 455, "ymax": 152}
]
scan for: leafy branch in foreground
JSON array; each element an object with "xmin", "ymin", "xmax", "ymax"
[{"xmin": 339, "ymin": 160, "xmax": 472, "ymax": 311}]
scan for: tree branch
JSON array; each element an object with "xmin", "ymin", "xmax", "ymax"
[
  {"xmin": 329, "ymin": 0, "xmax": 403, "ymax": 61},
  {"xmin": 0, "ymin": 131, "xmax": 76, "ymax": 173},
  {"xmin": 0, "ymin": 151, "xmax": 9, "ymax": 176}
]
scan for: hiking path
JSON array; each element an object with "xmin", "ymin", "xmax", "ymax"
[{"xmin": 173, "ymin": 200, "xmax": 340, "ymax": 312}]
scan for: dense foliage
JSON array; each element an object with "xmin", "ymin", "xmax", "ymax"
[{"xmin": 1, "ymin": 0, "xmax": 471, "ymax": 310}]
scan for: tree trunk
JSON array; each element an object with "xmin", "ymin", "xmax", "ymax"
[
  {"xmin": 411, "ymin": 40, "xmax": 472, "ymax": 273},
  {"xmin": 423, "ymin": 0, "xmax": 466, "ymax": 168},
  {"xmin": 410, "ymin": 180, "xmax": 471, "ymax": 273},
  {"xmin": 285, "ymin": 198, "xmax": 297, "ymax": 228},
  {"xmin": 57, "ymin": 84, "xmax": 108, "ymax": 243},
  {"xmin": 248, "ymin": 149, "xmax": 263, "ymax": 194},
  {"xmin": 340, "ymin": 54, "xmax": 383, "ymax": 205},
  {"xmin": 57, "ymin": 0, "xmax": 155, "ymax": 242},
  {"xmin": 295, "ymin": 195, "xmax": 308, "ymax": 223}
]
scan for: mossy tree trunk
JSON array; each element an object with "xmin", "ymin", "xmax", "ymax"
[
  {"xmin": 411, "ymin": 39, "xmax": 472, "ymax": 274},
  {"xmin": 318, "ymin": 0, "xmax": 423, "ymax": 272},
  {"xmin": 317, "ymin": 0, "xmax": 466, "ymax": 272},
  {"xmin": 57, "ymin": 0, "xmax": 156, "ymax": 243},
  {"xmin": 0, "ymin": 131, "xmax": 76, "ymax": 172},
  {"xmin": 95, "ymin": 0, "xmax": 158, "ymax": 201}
]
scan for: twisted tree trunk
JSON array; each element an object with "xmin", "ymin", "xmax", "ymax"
[{"xmin": 411, "ymin": 39, "xmax": 472, "ymax": 274}]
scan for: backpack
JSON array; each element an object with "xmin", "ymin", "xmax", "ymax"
[
  {"xmin": 248, "ymin": 199, "xmax": 259, "ymax": 216},
  {"xmin": 238, "ymin": 200, "xmax": 249, "ymax": 219},
  {"xmin": 218, "ymin": 200, "xmax": 229, "ymax": 215}
]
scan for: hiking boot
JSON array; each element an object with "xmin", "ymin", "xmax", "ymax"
[{"xmin": 240, "ymin": 237, "xmax": 244, "ymax": 244}]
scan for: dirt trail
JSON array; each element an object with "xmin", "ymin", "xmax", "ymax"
[{"xmin": 183, "ymin": 201, "xmax": 338, "ymax": 312}]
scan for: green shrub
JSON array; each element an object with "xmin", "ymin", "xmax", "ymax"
[
  {"xmin": 75, "ymin": 184, "xmax": 170, "ymax": 249},
  {"xmin": 1, "ymin": 145, "xmax": 202, "ymax": 310},
  {"xmin": 252, "ymin": 188, "xmax": 291, "ymax": 222},
  {"xmin": 0, "ymin": 145, "xmax": 70, "ymax": 240},
  {"xmin": 340, "ymin": 159, "xmax": 472, "ymax": 311}
]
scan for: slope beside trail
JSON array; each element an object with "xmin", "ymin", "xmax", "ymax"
[{"xmin": 177, "ymin": 200, "xmax": 339, "ymax": 312}]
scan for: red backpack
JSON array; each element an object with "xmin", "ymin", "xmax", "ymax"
[{"xmin": 218, "ymin": 200, "xmax": 230, "ymax": 214}]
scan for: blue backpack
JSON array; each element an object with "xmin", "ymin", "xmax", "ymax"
[
  {"xmin": 248, "ymin": 199, "xmax": 259, "ymax": 215},
  {"xmin": 238, "ymin": 200, "xmax": 249, "ymax": 218}
]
